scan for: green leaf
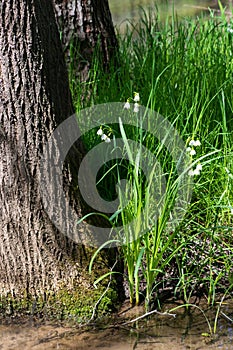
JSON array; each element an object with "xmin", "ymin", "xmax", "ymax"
[
  {"xmin": 134, "ymin": 247, "xmax": 145, "ymax": 279},
  {"xmin": 94, "ymin": 271, "xmax": 119, "ymax": 287},
  {"xmin": 89, "ymin": 239, "xmax": 120, "ymax": 274}
]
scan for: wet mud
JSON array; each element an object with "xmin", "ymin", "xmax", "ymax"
[{"xmin": 1, "ymin": 298, "xmax": 233, "ymax": 350}]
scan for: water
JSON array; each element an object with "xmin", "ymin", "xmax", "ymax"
[
  {"xmin": 1, "ymin": 299, "xmax": 233, "ymax": 349},
  {"xmin": 109, "ymin": 0, "xmax": 230, "ymax": 28}
]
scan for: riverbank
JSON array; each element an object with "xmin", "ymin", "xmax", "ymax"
[{"xmin": 1, "ymin": 297, "xmax": 233, "ymax": 349}]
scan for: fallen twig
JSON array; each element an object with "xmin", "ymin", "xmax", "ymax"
[
  {"xmin": 122, "ymin": 309, "xmax": 176, "ymax": 325},
  {"xmin": 220, "ymin": 311, "xmax": 233, "ymax": 323}
]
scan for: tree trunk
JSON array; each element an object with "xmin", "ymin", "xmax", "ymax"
[
  {"xmin": 0, "ymin": 0, "xmax": 98, "ymax": 305},
  {"xmin": 53, "ymin": 0, "xmax": 118, "ymax": 80}
]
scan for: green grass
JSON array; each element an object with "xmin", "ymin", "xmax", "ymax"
[{"xmin": 69, "ymin": 6, "xmax": 233, "ymax": 318}]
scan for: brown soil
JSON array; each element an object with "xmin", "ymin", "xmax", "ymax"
[{"xmin": 0, "ymin": 299, "xmax": 233, "ymax": 350}]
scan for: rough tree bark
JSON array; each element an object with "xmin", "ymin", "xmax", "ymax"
[
  {"xmin": 53, "ymin": 0, "xmax": 118, "ymax": 80},
  {"xmin": 0, "ymin": 0, "xmax": 113, "ymax": 308}
]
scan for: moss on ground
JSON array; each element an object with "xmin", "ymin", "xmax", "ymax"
[{"xmin": 0, "ymin": 285, "xmax": 119, "ymax": 323}]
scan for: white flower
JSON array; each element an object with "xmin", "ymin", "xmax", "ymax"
[
  {"xmin": 101, "ymin": 134, "xmax": 107, "ymax": 141},
  {"xmin": 105, "ymin": 137, "xmax": 111, "ymax": 143},
  {"xmin": 134, "ymin": 102, "xmax": 139, "ymax": 113},
  {"xmin": 134, "ymin": 92, "xmax": 140, "ymax": 102},
  {"xmin": 227, "ymin": 27, "xmax": 233, "ymax": 34},
  {"xmin": 193, "ymin": 168, "xmax": 200, "ymax": 176},
  {"xmin": 194, "ymin": 140, "xmax": 201, "ymax": 146},
  {"xmin": 196, "ymin": 163, "xmax": 202, "ymax": 171},
  {"xmin": 190, "ymin": 149, "xmax": 196, "ymax": 156},
  {"xmin": 101, "ymin": 134, "xmax": 111, "ymax": 143},
  {"xmin": 186, "ymin": 147, "xmax": 192, "ymax": 152},
  {"xmin": 189, "ymin": 139, "xmax": 201, "ymax": 147},
  {"xmin": 97, "ymin": 128, "xmax": 103, "ymax": 136},
  {"xmin": 124, "ymin": 101, "xmax": 130, "ymax": 110},
  {"xmin": 188, "ymin": 168, "xmax": 200, "ymax": 176},
  {"xmin": 188, "ymin": 164, "xmax": 202, "ymax": 176},
  {"xmin": 189, "ymin": 140, "xmax": 196, "ymax": 147},
  {"xmin": 188, "ymin": 169, "xmax": 195, "ymax": 176}
]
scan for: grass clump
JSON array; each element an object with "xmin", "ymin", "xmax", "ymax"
[{"xmin": 69, "ymin": 6, "xmax": 233, "ymax": 317}]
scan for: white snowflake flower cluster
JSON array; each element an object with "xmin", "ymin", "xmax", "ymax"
[
  {"xmin": 186, "ymin": 139, "xmax": 202, "ymax": 176},
  {"xmin": 186, "ymin": 139, "xmax": 201, "ymax": 155},
  {"xmin": 97, "ymin": 127, "xmax": 111, "ymax": 143},
  {"xmin": 123, "ymin": 92, "xmax": 140, "ymax": 113},
  {"xmin": 188, "ymin": 163, "xmax": 202, "ymax": 176}
]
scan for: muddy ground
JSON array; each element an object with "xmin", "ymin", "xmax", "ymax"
[{"xmin": 1, "ymin": 299, "xmax": 233, "ymax": 350}]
